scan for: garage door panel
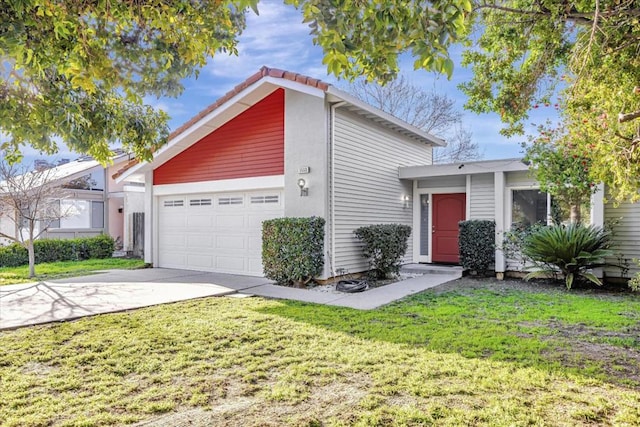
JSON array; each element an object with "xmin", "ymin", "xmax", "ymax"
[
  {"xmin": 216, "ymin": 256, "xmax": 245, "ymax": 272},
  {"xmin": 216, "ymin": 235, "xmax": 246, "ymax": 250},
  {"xmin": 247, "ymin": 258, "xmax": 263, "ymax": 274},
  {"xmin": 187, "ymin": 214, "xmax": 214, "ymax": 228},
  {"xmin": 247, "ymin": 235, "xmax": 262, "ymax": 251},
  {"xmin": 159, "ymin": 253, "xmax": 186, "ymax": 268},
  {"xmin": 187, "ymin": 254, "xmax": 214, "ymax": 268},
  {"xmin": 216, "ymin": 215, "xmax": 245, "ymax": 228},
  {"xmin": 187, "ymin": 234, "xmax": 214, "ymax": 248},
  {"xmin": 161, "ymin": 233, "xmax": 186, "ymax": 248},
  {"xmin": 248, "ymin": 213, "xmax": 280, "ymax": 228},
  {"xmin": 158, "ymin": 190, "xmax": 283, "ymax": 276},
  {"xmin": 160, "ymin": 214, "xmax": 186, "ymax": 228}
]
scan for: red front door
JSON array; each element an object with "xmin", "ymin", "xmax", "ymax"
[{"xmin": 432, "ymin": 193, "xmax": 466, "ymax": 264}]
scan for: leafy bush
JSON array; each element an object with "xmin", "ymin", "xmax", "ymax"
[
  {"xmin": 522, "ymin": 224, "xmax": 613, "ymax": 289},
  {"xmin": 459, "ymin": 220, "xmax": 495, "ymax": 275},
  {"xmin": 83, "ymin": 234, "xmax": 116, "ymax": 258},
  {"xmin": 354, "ymin": 224, "xmax": 411, "ymax": 279},
  {"xmin": 34, "ymin": 238, "xmax": 75, "ymax": 263},
  {"xmin": 0, "ymin": 234, "xmax": 115, "ymax": 267},
  {"xmin": 628, "ymin": 260, "xmax": 640, "ymax": 292},
  {"xmin": 262, "ymin": 217, "xmax": 325, "ymax": 286},
  {"xmin": 0, "ymin": 243, "xmax": 28, "ymax": 267},
  {"xmin": 502, "ymin": 223, "xmax": 547, "ymax": 270}
]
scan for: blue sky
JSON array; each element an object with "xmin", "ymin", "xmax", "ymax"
[{"xmin": 28, "ymin": 0, "xmax": 558, "ymax": 163}]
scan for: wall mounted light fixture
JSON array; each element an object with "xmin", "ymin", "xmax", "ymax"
[
  {"xmin": 298, "ymin": 178, "xmax": 308, "ymax": 196},
  {"xmin": 403, "ymin": 195, "xmax": 410, "ymax": 208}
]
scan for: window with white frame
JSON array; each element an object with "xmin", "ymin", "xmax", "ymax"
[
  {"xmin": 163, "ymin": 200, "xmax": 184, "ymax": 207},
  {"xmin": 218, "ymin": 196, "xmax": 243, "ymax": 206},
  {"xmin": 190, "ymin": 198, "xmax": 212, "ymax": 206},
  {"xmin": 511, "ymin": 189, "xmax": 591, "ymax": 227},
  {"xmin": 511, "ymin": 189, "xmax": 549, "ymax": 228},
  {"xmin": 250, "ymin": 195, "xmax": 279, "ymax": 204},
  {"xmin": 56, "ymin": 200, "xmax": 105, "ymax": 229}
]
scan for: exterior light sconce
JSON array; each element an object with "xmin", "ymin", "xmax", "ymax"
[
  {"xmin": 403, "ymin": 195, "xmax": 411, "ymax": 208},
  {"xmin": 298, "ymin": 178, "xmax": 308, "ymax": 197}
]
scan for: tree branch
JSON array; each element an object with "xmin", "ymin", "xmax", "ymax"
[
  {"xmin": 615, "ymin": 131, "xmax": 633, "ymax": 141},
  {"xmin": 0, "ymin": 230, "xmax": 19, "ymax": 243},
  {"xmin": 618, "ymin": 110, "xmax": 640, "ymax": 123},
  {"xmin": 473, "ymin": 3, "xmax": 592, "ymax": 25},
  {"xmin": 474, "ymin": 2, "xmax": 640, "ymax": 25}
]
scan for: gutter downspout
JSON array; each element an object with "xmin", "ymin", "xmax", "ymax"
[{"xmin": 329, "ymin": 101, "xmax": 347, "ymax": 278}]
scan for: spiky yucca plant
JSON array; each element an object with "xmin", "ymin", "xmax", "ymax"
[{"xmin": 522, "ymin": 224, "xmax": 613, "ymax": 289}]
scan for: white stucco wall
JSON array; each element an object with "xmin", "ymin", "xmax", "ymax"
[{"xmin": 283, "ymin": 90, "xmax": 328, "ymax": 219}]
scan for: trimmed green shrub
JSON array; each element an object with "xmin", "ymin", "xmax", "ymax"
[
  {"xmin": 459, "ymin": 220, "xmax": 495, "ymax": 275},
  {"xmin": 262, "ymin": 217, "xmax": 325, "ymax": 286},
  {"xmin": 0, "ymin": 243, "xmax": 28, "ymax": 267},
  {"xmin": 34, "ymin": 238, "xmax": 74, "ymax": 263},
  {"xmin": 522, "ymin": 224, "xmax": 614, "ymax": 289},
  {"xmin": 354, "ymin": 224, "xmax": 411, "ymax": 279},
  {"xmin": 83, "ymin": 234, "xmax": 116, "ymax": 259},
  {"xmin": 0, "ymin": 234, "xmax": 116, "ymax": 267}
]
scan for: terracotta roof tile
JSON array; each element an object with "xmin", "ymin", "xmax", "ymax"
[{"xmin": 113, "ymin": 67, "xmax": 332, "ymax": 179}]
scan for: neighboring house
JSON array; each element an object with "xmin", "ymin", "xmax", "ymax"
[
  {"xmin": 115, "ymin": 67, "xmax": 444, "ymax": 278},
  {"xmin": 115, "ymin": 66, "xmax": 638, "ymax": 280},
  {"xmin": 0, "ymin": 153, "xmax": 145, "ymax": 252}
]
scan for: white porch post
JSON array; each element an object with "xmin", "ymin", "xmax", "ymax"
[
  {"xmin": 144, "ymin": 171, "xmax": 153, "ymax": 264},
  {"xmin": 494, "ymin": 171, "xmax": 506, "ymax": 279},
  {"xmin": 591, "ymin": 183, "xmax": 605, "ymax": 279},
  {"xmin": 591, "ymin": 183, "xmax": 605, "ymax": 228},
  {"xmin": 465, "ymin": 175, "xmax": 471, "ymax": 220}
]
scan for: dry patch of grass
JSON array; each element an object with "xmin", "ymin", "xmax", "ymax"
[{"xmin": 1, "ymin": 293, "xmax": 639, "ymax": 426}]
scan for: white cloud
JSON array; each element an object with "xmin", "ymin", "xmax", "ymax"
[{"xmin": 205, "ymin": 0, "xmax": 331, "ymax": 95}]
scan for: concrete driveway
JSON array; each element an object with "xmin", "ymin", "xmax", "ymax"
[
  {"xmin": 0, "ymin": 265, "xmax": 462, "ymax": 330},
  {"xmin": 0, "ymin": 269, "xmax": 272, "ymax": 330}
]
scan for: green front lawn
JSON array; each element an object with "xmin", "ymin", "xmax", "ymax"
[
  {"xmin": 0, "ymin": 258, "xmax": 146, "ymax": 286},
  {"xmin": 1, "ymin": 279, "xmax": 639, "ymax": 426}
]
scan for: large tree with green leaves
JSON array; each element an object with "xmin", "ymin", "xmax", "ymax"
[
  {"xmin": 523, "ymin": 123, "xmax": 598, "ymax": 224},
  {"xmin": 295, "ymin": 0, "xmax": 640, "ymax": 201},
  {"xmin": 0, "ymin": 0, "xmax": 471, "ymax": 164},
  {"xmin": 0, "ymin": 0, "xmax": 253, "ymax": 163},
  {"xmin": 456, "ymin": 0, "xmax": 640, "ymax": 201},
  {"xmin": 2, "ymin": 0, "xmax": 639, "ymax": 202}
]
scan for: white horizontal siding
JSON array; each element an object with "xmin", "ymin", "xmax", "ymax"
[
  {"xmin": 604, "ymin": 199, "xmax": 640, "ymax": 278},
  {"xmin": 333, "ymin": 109, "xmax": 432, "ymax": 274},
  {"xmin": 469, "ymin": 174, "xmax": 495, "ymax": 220}
]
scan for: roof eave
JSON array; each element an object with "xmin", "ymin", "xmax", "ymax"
[{"xmin": 399, "ymin": 158, "xmax": 529, "ymax": 179}]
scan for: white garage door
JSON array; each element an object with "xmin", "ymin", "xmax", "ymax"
[{"xmin": 158, "ymin": 190, "xmax": 283, "ymax": 276}]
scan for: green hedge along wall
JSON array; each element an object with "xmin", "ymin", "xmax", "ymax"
[{"xmin": 0, "ymin": 234, "xmax": 115, "ymax": 268}]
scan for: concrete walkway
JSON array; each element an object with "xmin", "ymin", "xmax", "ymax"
[
  {"xmin": 0, "ymin": 265, "xmax": 461, "ymax": 330},
  {"xmin": 244, "ymin": 269, "xmax": 462, "ymax": 310}
]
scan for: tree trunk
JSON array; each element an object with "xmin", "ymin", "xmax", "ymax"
[
  {"xmin": 569, "ymin": 205, "xmax": 581, "ymax": 224},
  {"xmin": 28, "ymin": 240, "xmax": 36, "ymax": 278}
]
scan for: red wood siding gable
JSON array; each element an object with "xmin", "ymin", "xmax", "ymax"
[{"xmin": 154, "ymin": 89, "xmax": 284, "ymax": 185}]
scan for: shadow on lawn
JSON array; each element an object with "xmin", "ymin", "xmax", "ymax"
[{"xmin": 256, "ymin": 277, "xmax": 640, "ymax": 388}]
